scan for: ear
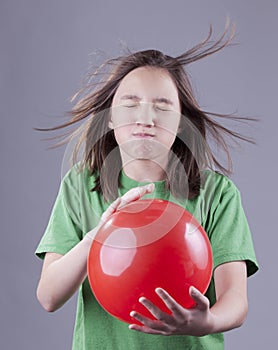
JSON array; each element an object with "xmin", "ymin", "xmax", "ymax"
[
  {"xmin": 107, "ymin": 108, "xmax": 114, "ymax": 129},
  {"xmin": 177, "ymin": 122, "xmax": 183, "ymax": 134},
  {"xmin": 108, "ymin": 120, "xmax": 114, "ymax": 129},
  {"xmin": 177, "ymin": 114, "xmax": 185, "ymax": 133}
]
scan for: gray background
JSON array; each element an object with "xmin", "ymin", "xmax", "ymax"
[{"xmin": 1, "ymin": 0, "xmax": 276, "ymax": 349}]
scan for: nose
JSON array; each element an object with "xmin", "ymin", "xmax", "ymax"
[{"xmin": 135, "ymin": 103, "xmax": 155, "ymax": 127}]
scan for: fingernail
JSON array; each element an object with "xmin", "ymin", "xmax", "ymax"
[
  {"xmin": 155, "ymin": 287, "xmax": 163, "ymax": 295},
  {"xmin": 146, "ymin": 183, "xmax": 155, "ymax": 192},
  {"xmin": 130, "ymin": 311, "xmax": 136, "ymax": 317},
  {"xmin": 190, "ymin": 286, "xmax": 197, "ymax": 295}
]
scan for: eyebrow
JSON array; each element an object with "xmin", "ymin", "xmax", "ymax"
[
  {"xmin": 120, "ymin": 95, "xmax": 174, "ymax": 105},
  {"xmin": 153, "ymin": 97, "xmax": 173, "ymax": 105},
  {"xmin": 120, "ymin": 94, "xmax": 141, "ymax": 102}
]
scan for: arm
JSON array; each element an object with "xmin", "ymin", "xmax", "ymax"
[
  {"xmin": 36, "ymin": 183, "xmax": 155, "ymax": 312},
  {"xmin": 36, "ymin": 238, "xmax": 92, "ymax": 312},
  {"xmin": 210, "ymin": 260, "xmax": 248, "ymax": 332},
  {"xmin": 129, "ymin": 260, "xmax": 248, "ymax": 336}
]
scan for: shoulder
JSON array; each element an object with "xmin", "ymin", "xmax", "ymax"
[
  {"xmin": 201, "ymin": 169, "xmax": 240, "ymax": 197},
  {"xmin": 197, "ymin": 170, "xmax": 243, "ymax": 215},
  {"xmin": 62, "ymin": 163, "xmax": 97, "ymax": 190},
  {"xmin": 58, "ymin": 164, "xmax": 99, "ymax": 208},
  {"xmin": 61, "ymin": 165, "xmax": 105, "ymax": 228}
]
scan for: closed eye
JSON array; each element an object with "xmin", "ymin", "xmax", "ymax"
[
  {"xmin": 155, "ymin": 105, "xmax": 171, "ymax": 112},
  {"xmin": 123, "ymin": 104, "xmax": 138, "ymax": 108}
]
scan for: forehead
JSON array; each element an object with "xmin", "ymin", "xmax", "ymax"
[{"xmin": 115, "ymin": 66, "xmax": 179, "ymax": 99}]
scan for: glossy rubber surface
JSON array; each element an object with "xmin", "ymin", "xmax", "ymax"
[{"xmin": 88, "ymin": 199, "xmax": 213, "ymax": 324}]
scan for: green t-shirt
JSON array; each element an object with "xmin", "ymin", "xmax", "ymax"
[{"xmin": 35, "ymin": 166, "xmax": 258, "ymax": 350}]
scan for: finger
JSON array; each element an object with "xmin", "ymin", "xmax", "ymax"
[
  {"xmin": 101, "ymin": 183, "xmax": 154, "ymax": 222},
  {"xmin": 155, "ymin": 288, "xmax": 185, "ymax": 319},
  {"xmin": 189, "ymin": 286, "xmax": 210, "ymax": 311},
  {"xmin": 129, "ymin": 323, "xmax": 168, "ymax": 335},
  {"xmin": 122, "ymin": 184, "xmax": 155, "ymax": 202},
  {"xmin": 101, "ymin": 198, "xmax": 121, "ymax": 222},
  {"xmin": 118, "ymin": 184, "xmax": 154, "ymax": 209},
  {"xmin": 85, "ymin": 225, "xmax": 100, "ymax": 241},
  {"xmin": 137, "ymin": 296, "xmax": 172, "ymax": 323},
  {"xmin": 129, "ymin": 309, "xmax": 168, "ymax": 333}
]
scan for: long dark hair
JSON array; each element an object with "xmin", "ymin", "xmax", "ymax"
[{"xmin": 37, "ymin": 24, "xmax": 255, "ymax": 201}]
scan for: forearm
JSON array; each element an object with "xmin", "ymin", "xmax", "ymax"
[
  {"xmin": 37, "ymin": 235, "xmax": 92, "ymax": 312},
  {"xmin": 37, "ymin": 185, "xmax": 154, "ymax": 313},
  {"xmin": 209, "ymin": 288, "xmax": 248, "ymax": 334}
]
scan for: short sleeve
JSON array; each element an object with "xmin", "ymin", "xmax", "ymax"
[
  {"xmin": 35, "ymin": 171, "xmax": 83, "ymax": 259},
  {"xmin": 206, "ymin": 178, "xmax": 259, "ymax": 277}
]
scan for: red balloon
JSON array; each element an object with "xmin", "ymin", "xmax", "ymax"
[{"xmin": 87, "ymin": 199, "xmax": 213, "ymax": 324}]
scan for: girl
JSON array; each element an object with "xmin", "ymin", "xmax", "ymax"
[{"xmin": 36, "ymin": 26, "xmax": 258, "ymax": 349}]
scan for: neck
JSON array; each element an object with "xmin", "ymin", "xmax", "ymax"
[{"xmin": 122, "ymin": 159, "xmax": 167, "ymax": 182}]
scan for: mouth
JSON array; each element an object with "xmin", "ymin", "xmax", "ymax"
[{"xmin": 132, "ymin": 132, "xmax": 155, "ymax": 139}]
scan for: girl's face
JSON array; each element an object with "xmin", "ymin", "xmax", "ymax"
[{"xmin": 110, "ymin": 66, "xmax": 181, "ymax": 162}]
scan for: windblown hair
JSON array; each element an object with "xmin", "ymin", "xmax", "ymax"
[{"xmin": 38, "ymin": 23, "xmax": 255, "ymax": 201}]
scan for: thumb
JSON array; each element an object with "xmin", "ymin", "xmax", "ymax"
[{"xmin": 189, "ymin": 286, "xmax": 210, "ymax": 311}]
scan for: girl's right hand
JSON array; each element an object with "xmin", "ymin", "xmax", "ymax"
[
  {"xmin": 86, "ymin": 183, "xmax": 155, "ymax": 240},
  {"xmin": 37, "ymin": 183, "xmax": 155, "ymax": 312}
]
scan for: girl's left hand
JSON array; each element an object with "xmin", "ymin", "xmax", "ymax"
[{"xmin": 129, "ymin": 286, "xmax": 216, "ymax": 337}]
